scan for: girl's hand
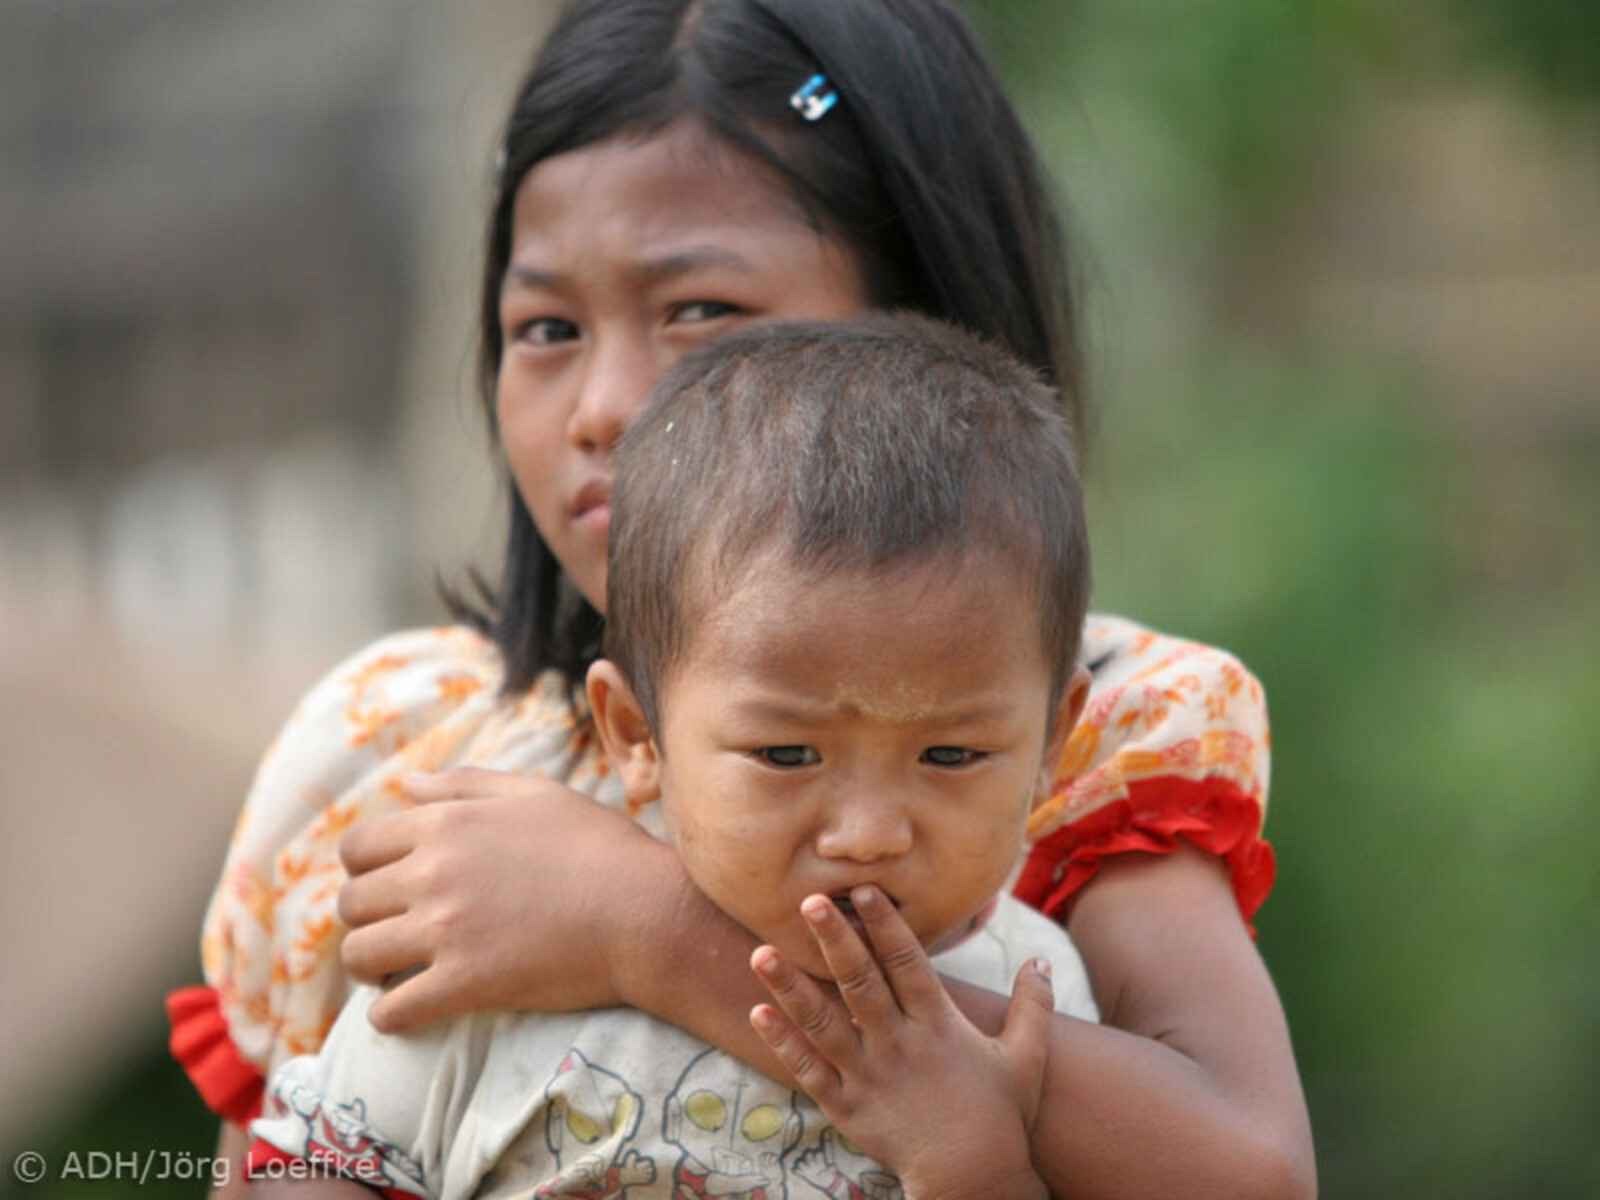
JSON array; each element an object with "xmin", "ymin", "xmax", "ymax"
[
  {"xmin": 749, "ymin": 886, "xmax": 1052, "ymax": 1200},
  {"xmin": 336, "ymin": 767, "xmax": 682, "ymax": 1032}
]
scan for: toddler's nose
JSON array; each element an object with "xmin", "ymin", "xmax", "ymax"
[{"xmin": 815, "ymin": 793, "xmax": 912, "ymax": 863}]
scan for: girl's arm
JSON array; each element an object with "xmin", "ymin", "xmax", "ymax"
[
  {"xmin": 627, "ymin": 844, "xmax": 1313, "ymax": 1200},
  {"xmin": 209, "ymin": 1124, "xmax": 249, "ymax": 1200},
  {"xmin": 342, "ymin": 776, "xmax": 1314, "ymax": 1200},
  {"xmin": 963, "ymin": 845, "xmax": 1315, "ymax": 1200}
]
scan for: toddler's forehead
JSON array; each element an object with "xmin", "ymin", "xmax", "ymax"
[{"xmin": 667, "ymin": 542, "xmax": 1052, "ymax": 689}]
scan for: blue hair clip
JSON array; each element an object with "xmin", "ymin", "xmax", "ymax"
[{"xmin": 790, "ymin": 73, "xmax": 838, "ymax": 122}]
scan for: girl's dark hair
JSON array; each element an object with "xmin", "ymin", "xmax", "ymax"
[{"xmin": 459, "ymin": 0, "xmax": 1085, "ymax": 695}]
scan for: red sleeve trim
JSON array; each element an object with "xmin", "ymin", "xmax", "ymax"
[
  {"xmin": 1013, "ymin": 775, "xmax": 1276, "ymax": 932},
  {"xmin": 165, "ymin": 985, "xmax": 266, "ymax": 1127},
  {"xmin": 246, "ymin": 1140, "xmax": 414, "ymax": 1199}
]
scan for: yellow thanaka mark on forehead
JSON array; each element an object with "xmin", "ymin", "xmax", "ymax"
[{"xmin": 830, "ymin": 679, "xmax": 940, "ymax": 725}]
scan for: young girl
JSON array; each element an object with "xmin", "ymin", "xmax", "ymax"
[{"xmin": 168, "ymin": 1, "xmax": 1313, "ymax": 1196}]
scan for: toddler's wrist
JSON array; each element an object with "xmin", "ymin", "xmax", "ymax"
[{"xmin": 898, "ymin": 1126, "xmax": 1043, "ymax": 1200}]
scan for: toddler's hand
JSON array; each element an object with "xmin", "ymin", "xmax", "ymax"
[{"xmin": 749, "ymin": 886, "xmax": 1052, "ymax": 1200}]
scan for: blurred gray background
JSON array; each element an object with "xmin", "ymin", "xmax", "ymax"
[{"xmin": 2, "ymin": 1, "xmax": 1597, "ymax": 1196}]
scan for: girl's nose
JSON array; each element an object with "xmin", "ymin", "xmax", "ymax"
[
  {"xmin": 567, "ymin": 336, "xmax": 653, "ymax": 451},
  {"xmin": 815, "ymin": 794, "xmax": 913, "ymax": 864}
]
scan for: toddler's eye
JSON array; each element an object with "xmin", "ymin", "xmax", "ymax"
[
  {"xmin": 921, "ymin": 746, "xmax": 983, "ymax": 768},
  {"xmin": 758, "ymin": 745, "xmax": 821, "ymax": 768},
  {"xmin": 513, "ymin": 317, "xmax": 579, "ymax": 346}
]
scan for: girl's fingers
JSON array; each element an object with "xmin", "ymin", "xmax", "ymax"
[
  {"xmin": 339, "ymin": 774, "xmax": 516, "ymax": 875},
  {"xmin": 342, "ymin": 769, "xmax": 547, "ymax": 874},
  {"xmin": 402, "ymin": 767, "xmax": 529, "ymax": 803},
  {"xmin": 366, "ymin": 963, "xmax": 469, "ymax": 1035},
  {"xmin": 799, "ymin": 895, "xmax": 902, "ymax": 1028},
  {"xmin": 340, "ymin": 915, "xmax": 430, "ymax": 988},
  {"xmin": 750, "ymin": 945, "xmax": 861, "ymax": 1068},
  {"xmin": 853, "ymin": 886, "xmax": 947, "ymax": 1020},
  {"xmin": 337, "ymin": 808, "xmax": 421, "ymax": 875},
  {"xmin": 335, "ymin": 864, "xmax": 409, "ymax": 930}
]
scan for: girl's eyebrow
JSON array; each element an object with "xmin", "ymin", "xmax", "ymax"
[
  {"xmin": 502, "ymin": 246, "xmax": 754, "ymax": 293},
  {"xmin": 629, "ymin": 246, "xmax": 754, "ymax": 283}
]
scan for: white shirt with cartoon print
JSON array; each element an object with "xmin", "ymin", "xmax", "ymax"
[{"xmin": 251, "ymin": 893, "xmax": 1098, "ymax": 1200}]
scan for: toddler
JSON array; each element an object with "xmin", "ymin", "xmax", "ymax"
[{"xmin": 250, "ymin": 315, "xmax": 1097, "ymax": 1200}]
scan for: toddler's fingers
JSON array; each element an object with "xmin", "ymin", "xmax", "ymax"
[
  {"xmin": 749, "ymin": 1001, "xmax": 840, "ymax": 1106},
  {"xmin": 751, "ymin": 945, "xmax": 862, "ymax": 1070},
  {"xmin": 853, "ymin": 885, "xmax": 946, "ymax": 1019},
  {"xmin": 998, "ymin": 957, "xmax": 1055, "ymax": 1124},
  {"xmin": 799, "ymin": 895, "xmax": 901, "ymax": 1029}
]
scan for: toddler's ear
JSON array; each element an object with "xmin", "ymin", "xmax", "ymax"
[
  {"xmin": 586, "ymin": 660, "xmax": 662, "ymax": 806},
  {"xmin": 1033, "ymin": 666, "xmax": 1092, "ymax": 811}
]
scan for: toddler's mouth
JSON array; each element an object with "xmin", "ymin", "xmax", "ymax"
[{"xmin": 827, "ymin": 889, "xmax": 900, "ymax": 941}]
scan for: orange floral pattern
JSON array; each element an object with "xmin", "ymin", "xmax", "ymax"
[{"xmin": 185, "ymin": 615, "xmax": 1271, "ymax": 1111}]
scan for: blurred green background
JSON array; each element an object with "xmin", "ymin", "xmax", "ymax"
[{"xmin": 3, "ymin": 1, "xmax": 1596, "ymax": 1196}]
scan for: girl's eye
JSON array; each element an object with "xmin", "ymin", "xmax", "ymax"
[
  {"xmin": 512, "ymin": 317, "xmax": 579, "ymax": 346},
  {"xmin": 921, "ymin": 746, "xmax": 983, "ymax": 768},
  {"xmin": 758, "ymin": 745, "xmax": 821, "ymax": 769},
  {"xmin": 672, "ymin": 300, "xmax": 743, "ymax": 324}
]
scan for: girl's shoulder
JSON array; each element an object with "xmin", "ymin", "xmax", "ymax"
[
  {"xmin": 285, "ymin": 624, "xmax": 506, "ymax": 735},
  {"xmin": 241, "ymin": 628, "xmax": 484, "ymax": 805},
  {"xmin": 1080, "ymin": 614, "xmax": 1261, "ymax": 696},
  {"xmin": 1016, "ymin": 612, "xmax": 1275, "ymax": 924},
  {"xmin": 248, "ymin": 626, "xmax": 580, "ymax": 800},
  {"xmin": 1068, "ymin": 611, "xmax": 1270, "ymax": 798}
]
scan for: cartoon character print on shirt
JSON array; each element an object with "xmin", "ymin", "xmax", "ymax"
[
  {"xmin": 791, "ymin": 1128, "xmax": 903, "ymax": 1200},
  {"xmin": 534, "ymin": 1048, "xmax": 657, "ymax": 1198},
  {"xmin": 273, "ymin": 1077, "xmax": 427, "ymax": 1194},
  {"xmin": 663, "ymin": 1047, "xmax": 803, "ymax": 1199}
]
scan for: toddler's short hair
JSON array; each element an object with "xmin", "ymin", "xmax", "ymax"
[{"xmin": 606, "ymin": 314, "xmax": 1090, "ymax": 730}]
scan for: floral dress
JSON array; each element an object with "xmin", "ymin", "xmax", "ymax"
[{"xmin": 167, "ymin": 615, "xmax": 1273, "ymax": 1126}]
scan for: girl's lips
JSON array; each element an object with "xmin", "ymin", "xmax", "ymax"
[
  {"xmin": 570, "ymin": 479, "xmax": 613, "ymax": 530},
  {"xmin": 573, "ymin": 501, "xmax": 610, "ymax": 532}
]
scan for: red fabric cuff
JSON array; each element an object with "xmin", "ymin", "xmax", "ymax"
[
  {"xmin": 1014, "ymin": 775, "xmax": 1276, "ymax": 933},
  {"xmin": 246, "ymin": 1140, "xmax": 412, "ymax": 1198},
  {"xmin": 165, "ymin": 985, "xmax": 265, "ymax": 1127}
]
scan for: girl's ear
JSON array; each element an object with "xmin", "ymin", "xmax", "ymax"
[
  {"xmin": 1033, "ymin": 665, "xmax": 1091, "ymax": 812},
  {"xmin": 586, "ymin": 660, "xmax": 662, "ymax": 807}
]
